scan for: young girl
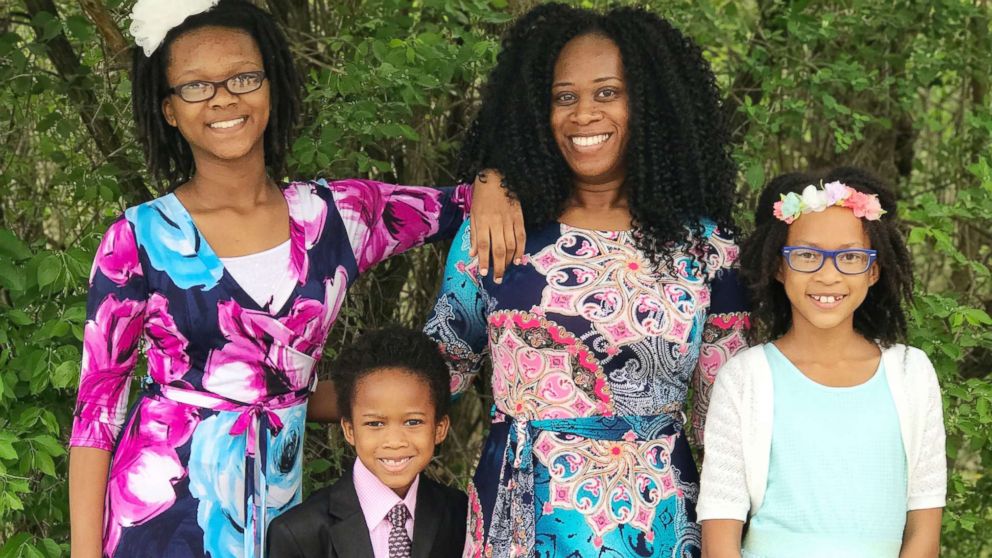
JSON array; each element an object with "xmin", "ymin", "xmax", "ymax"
[
  {"xmin": 697, "ymin": 167, "xmax": 946, "ymax": 558},
  {"xmin": 67, "ymin": 1, "xmax": 520, "ymax": 557}
]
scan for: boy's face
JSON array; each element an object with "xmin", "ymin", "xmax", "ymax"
[{"xmin": 341, "ymin": 368, "xmax": 449, "ymax": 498}]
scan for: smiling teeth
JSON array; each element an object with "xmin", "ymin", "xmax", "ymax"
[
  {"xmin": 572, "ymin": 134, "xmax": 610, "ymax": 146},
  {"xmin": 380, "ymin": 458, "xmax": 410, "ymax": 465},
  {"xmin": 812, "ymin": 295, "xmax": 844, "ymax": 304},
  {"xmin": 209, "ymin": 117, "xmax": 246, "ymax": 129}
]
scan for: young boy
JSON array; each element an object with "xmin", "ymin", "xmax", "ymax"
[{"xmin": 267, "ymin": 327, "xmax": 468, "ymax": 558}]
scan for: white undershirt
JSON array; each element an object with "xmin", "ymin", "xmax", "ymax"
[{"xmin": 219, "ymin": 239, "xmax": 295, "ymax": 311}]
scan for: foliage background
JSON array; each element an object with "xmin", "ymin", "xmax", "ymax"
[{"xmin": 0, "ymin": 0, "xmax": 989, "ymax": 555}]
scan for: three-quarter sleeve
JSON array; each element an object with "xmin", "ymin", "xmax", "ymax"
[
  {"xmin": 691, "ymin": 227, "xmax": 751, "ymax": 445},
  {"xmin": 325, "ymin": 179, "xmax": 471, "ymax": 274},
  {"xmin": 424, "ymin": 221, "xmax": 491, "ymax": 399},
  {"xmin": 70, "ymin": 217, "xmax": 148, "ymax": 451}
]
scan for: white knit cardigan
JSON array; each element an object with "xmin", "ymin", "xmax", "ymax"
[{"xmin": 697, "ymin": 343, "xmax": 947, "ymax": 522}]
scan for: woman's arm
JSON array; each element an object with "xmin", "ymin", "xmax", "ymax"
[
  {"xmin": 468, "ymin": 170, "xmax": 524, "ymax": 284},
  {"xmin": 324, "ymin": 172, "xmax": 523, "ymax": 282},
  {"xmin": 69, "ymin": 447, "xmax": 111, "ymax": 558},
  {"xmin": 690, "ymin": 228, "xmax": 750, "ymax": 446},
  {"xmin": 424, "ymin": 220, "xmax": 492, "ymax": 398},
  {"xmin": 900, "ymin": 508, "xmax": 942, "ymax": 558},
  {"xmin": 70, "ymin": 217, "xmax": 148, "ymax": 556},
  {"xmin": 306, "ymin": 379, "xmax": 339, "ymax": 422},
  {"xmin": 701, "ymin": 519, "xmax": 744, "ymax": 558}
]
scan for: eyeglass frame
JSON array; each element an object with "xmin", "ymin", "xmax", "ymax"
[
  {"xmin": 780, "ymin": 246, "xmax": 878, "ymax": 275},
  {"xmin": 167, "ymin": 71, "xmax": 267, "ymax": 103}
]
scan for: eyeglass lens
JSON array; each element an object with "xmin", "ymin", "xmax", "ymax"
[
  {"xmin": 176, "ymin": 72, "xmax": 265, "ymax": 102},
  {"xmin": 788, "ymin": 248, "xmax": 871, "ymax": 274}
]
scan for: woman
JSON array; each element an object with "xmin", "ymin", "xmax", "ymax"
[
  {"xmin": 68, "ymin": 1, "xmax": 521, "ymax": 557},
  {"xmin": 425, "ymin": 4, "xmax": 749, "ymax": 557}
]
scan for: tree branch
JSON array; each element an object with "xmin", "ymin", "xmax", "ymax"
[
  {"xmin": 23, "ymin": 0, "xmax": 153, "ymax": 205},
  {"xmin": 76, "ymin": 0, "xmax": 130, "ymax": 71}
]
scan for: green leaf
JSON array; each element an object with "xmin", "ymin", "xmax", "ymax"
[
  {"xmin": 52, "ymin": 361, "xmax": 79, "ymax": 389},
  {"xmin": 37, "ymin": 255, "xmax": 61, "ymax": 288},
  {"xmin": 0, "ymin": 229, "xmax": 31, "ymax": 260},
  {"xmin": 0, "ymin": 439, "xmax": 16, "ymax": 460},
  {"xmin": 746, "ymin": 164, "xmax": 765, "ymax": 189}
]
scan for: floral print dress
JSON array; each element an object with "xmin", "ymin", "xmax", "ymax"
[
  {"xmin": 425, "ymin": 221, "xmax": 749, "ymax": 558},
  {"xmin": 70, "ymin": 179, "xmax": 471, "ymax": 558}
]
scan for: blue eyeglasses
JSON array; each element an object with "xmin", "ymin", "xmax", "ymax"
[{"xmin": 781, "ymin": 246, "xmax": 878, "ymax": 275}]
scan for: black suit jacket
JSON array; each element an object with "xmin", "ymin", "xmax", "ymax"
[{"xmin": 267, "ymin": 469, "xmax": 468, "ymax": 558}]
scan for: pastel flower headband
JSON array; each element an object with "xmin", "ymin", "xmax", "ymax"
[
  {"xmin": 130, "ymin": 0, "xmax": 219, "ymax": 57},
  {"xmin": 773, "ymin": 181, "xmax": 886, "ymax": 224}
]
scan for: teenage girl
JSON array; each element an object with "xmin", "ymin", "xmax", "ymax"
[
  {"xmin": 67, "ymin": 1, "xmax": 521, "ymax": 557},
  {"xmin": 697, "ymin": 167, "xmax": 946, "ymax": 558}
]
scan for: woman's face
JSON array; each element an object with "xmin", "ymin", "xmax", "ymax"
[
  {"xmin": 161, "ymin": 26, "xmax": 270, "ymax": 168},
  {"xmin": 550, "ymin": 33, "xmax": 629, "ymax": 188}
]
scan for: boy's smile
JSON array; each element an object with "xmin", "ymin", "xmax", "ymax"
[{"xmin": 342, "ymin": 368, "xmax": 450, "ymax": 497}]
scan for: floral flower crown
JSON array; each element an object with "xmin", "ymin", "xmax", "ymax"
[
  {"xmin": 130, "ymin": 0, "xmax": 219, "ymax": 57},
  {"xmin": 773, "ymin": 181, "xmax": 886, "ymax": 224}
]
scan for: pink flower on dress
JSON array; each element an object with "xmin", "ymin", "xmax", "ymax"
[
  {"xmin": 329, "ymin": 179, "xmax": 448, "ymax": 273},
  {"xmin": 203, "ymin": 268, "xmax": 348, "ymax": 400},
  {"xmin": 144, "ymin": 293, "xmax": 191, "ymax": 384},
  {"xmin": 103, "ymin": 397, "xmax": 200, "ymax": 557},
  {"xmin": 71, "ymin": 294, "xmax": 146, "ymax": 450},
  {"xmin": 284, "ymin": 182, "xmax": 329, "ymax": 284},
  {"xmin": 90, "ymin": 218, "xmax": 142, "ymax": 286}
]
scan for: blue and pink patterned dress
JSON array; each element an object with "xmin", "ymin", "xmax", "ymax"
[
  {"xmin": 425, "ymin": 220, "xmax": 749, "ymax": 558},
  {"xmin": 70, "ymin": 179, "xmax": 471, "ymax": 558}
]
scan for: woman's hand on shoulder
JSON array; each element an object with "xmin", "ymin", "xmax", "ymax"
[{"xmin": 469, "ymin": 169, "xmax": 525, "ymax": 284}]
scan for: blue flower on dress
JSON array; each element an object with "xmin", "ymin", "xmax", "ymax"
[
  {"xmin": 126, "ymin": 195, "xmax": 224, "ymax": 290},
  {"xmin": 265, "ymin": 405, "xmax": 306, "ymax": 513},
  {"xmin": 187, "ymin": 411, "xmax": 245, "ymax": 558}
]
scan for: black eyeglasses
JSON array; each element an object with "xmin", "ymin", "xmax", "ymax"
[
  {"xmin": 781, "ymin": 246, "xmax": 878, "ymax": 275},
  {"xmin": 168, "ymin": 71, "xmax": 266, "ymax": 103}
]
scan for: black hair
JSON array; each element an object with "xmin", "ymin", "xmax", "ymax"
[
  {"xmin": 458, "ymin": 3, "xmax": 738, "ymax": 273},
  {"xmin": 331, "ymin": 327, "xmax": 452, "ymax": 420},
  {"xmin": 738, "ymin": 166, "xmax": 914, "ymax": 346},
  {"xmin": 131, "ymin": 0, "xmax": 301, "ymax": 189}
]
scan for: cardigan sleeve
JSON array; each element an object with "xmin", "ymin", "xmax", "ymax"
[
  {"xmin": 697, "ymin": 356, "xmax": 752, "ymax": 521},
  {"xmin": 907, "ymin": 348, "xmax": 947, "ymax": 510}
]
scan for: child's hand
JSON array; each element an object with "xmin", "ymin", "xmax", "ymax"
[{"xmin": 469, "ymin": 169, "xmax": 525, "ymax": 284}]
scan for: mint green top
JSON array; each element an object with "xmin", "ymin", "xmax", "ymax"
[{"xmin": 742, "ymin": 344, "xmax": 907, "ymax": 558}]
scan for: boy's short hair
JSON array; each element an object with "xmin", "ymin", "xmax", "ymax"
[{"xmin": 331, "ymin": 326, "xmax": 451, "ymax": 420}]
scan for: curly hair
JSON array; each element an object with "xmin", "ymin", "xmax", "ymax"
[
  {"xmin": 131, "ymin": 0, "xmax": 301, "ymax": 189},
  {"xmin": 331, "ymin": 326, "xmax": 452, "ymax": 420},
  {"xmin": 738, "ymin": 167, "xmax": 914, "ymax": 346},
  {"xmin": 458, "ymin": 3, "xmax": 738, "ymax": 272}
]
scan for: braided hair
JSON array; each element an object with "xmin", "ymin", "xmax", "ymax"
[
  {"xmin": 131, "ymin": 0, "xmax": 300, "ymax": 189},
  {"xmin": 739, "ymin": 166, "xmax": 914, "ymax": 346},
  {"xmin": 458, "ymin": 3, "xmax": 738, "ymax": 272}
]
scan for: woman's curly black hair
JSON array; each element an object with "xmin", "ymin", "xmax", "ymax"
[
  {"xmin": 131, "ymin": 0, "xmax": 301, "ymax": 189},
  {"xmin": 331, "ymin": 327, "xmax": 452, "ymax": 421},
  {"xmin": 458, "ymin": 3, "xmax": 738, "ymax": 272},
  {"xmin": 739, "ymin": 167, "xmax": 914, "ymax": 346}
]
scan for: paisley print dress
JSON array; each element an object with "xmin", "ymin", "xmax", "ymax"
[
  {"xmin": 70, "ymin": 179, "xmax": 471, "ymax": 558},
  {"xmin": 425, "ymin": 221, "xmax": 749, "ymax": 558}
]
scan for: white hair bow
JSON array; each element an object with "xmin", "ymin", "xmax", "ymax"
[{"xmin": 130, "ymin": 0, "xmax": 220, "ymax": 57}]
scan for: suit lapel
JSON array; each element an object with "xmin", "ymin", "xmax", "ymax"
[
  {"xmin": 326, "ymin": 472, "xmax": 376, "ymax": 558},
  {"xmin": 410, "ymin": 478, "xmax": 442, "ymax": 558}
]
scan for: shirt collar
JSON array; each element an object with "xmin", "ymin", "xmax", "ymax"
[{"xmin": 352, "ymin": 457, "xmax": 420, "ymax": 528}]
